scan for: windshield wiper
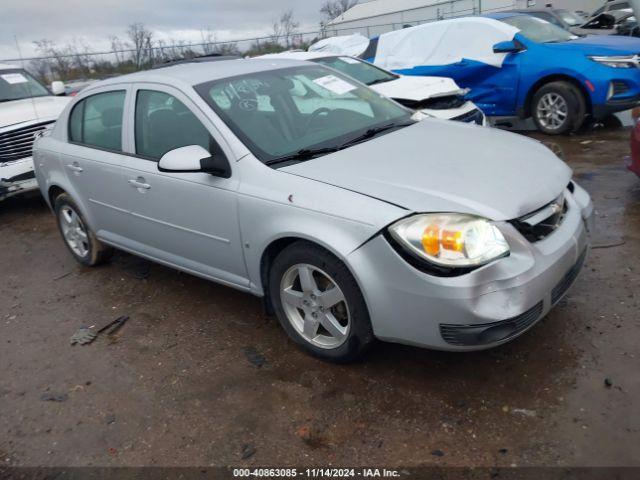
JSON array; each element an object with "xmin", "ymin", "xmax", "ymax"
[
  {"xmin": 337, "ymin": 121, "xmax": 414, "ymax": 150},
  {"xmin": 266, "ymin": 147, "xmax": 340, "ymax": 166}
]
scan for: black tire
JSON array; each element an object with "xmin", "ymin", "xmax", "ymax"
[
  {"xmin": 531, "ymin": 81, "xmax": 586, "ymax": 135},
  {"xmin": 269, "ymin": 241, "xmax": 374, "ymax": 363},
  {"xmin": 54, "ymin": 193, "xmax": 113, "ymax": 266}
]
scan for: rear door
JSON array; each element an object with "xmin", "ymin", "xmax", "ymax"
[
  {"xmin": 113, "ymin": 83, "xmax": 248, "ymax": 288},
  {"xmin": 61, "ymin": 86, "xmax": 133, "ymax": 237}
]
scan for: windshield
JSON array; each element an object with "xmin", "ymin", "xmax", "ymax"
[
  {"xmin": 196, "ymin": 65, "xmax": 413, "ymax": 164},
  {"xmin": 0, "ymin": 69, "xmax": 50, "ymax": 102},
  {"xmin": 556, "ymin": 9, "xmax": 584, "ymax": 26},
  {"xmin": 501, "ymin": 15, "xmax": 578, "ymax": 43},
  {"xmin": 311, "ymin": 56, "xmax": 398, "ymax": 86}
]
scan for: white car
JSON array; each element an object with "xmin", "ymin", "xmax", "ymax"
[
  {"xmin": 1, "ymin": 64, "xmax": 69, "ymax": 201},
  {"xmin": 260, "ymin": 51, "xmax": 485, "ymax": 125}
]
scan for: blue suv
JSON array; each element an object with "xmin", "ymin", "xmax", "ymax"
[{"xmin": 366, "ymin": 14, "xmax": 640, "ymax": 134}]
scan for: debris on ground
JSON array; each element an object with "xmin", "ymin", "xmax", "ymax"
[
  {"xmin": 52, "ymin": 271, "xmax": 72, "ymax": 281},
  {"xmin": 70, "ymin": 327, "xmax": 97, "ymax": 345},
  {"xmin": 242, "ymin": 346, "xmax": 266, "ymax": 368},
  {"xmin": 296, "ymin": 425, "xmax": 312, "ymax": 442},
  {"xmin": 70, "ymin": 315, "xmax": 129, "ymax": 346},
  {"xmin": 240, "ymin": 444, "xmax": 256, "ymax": 459},
  {"xmin": 40, "ymin": 392, "xmax": 68, "ymax": 402},
  {"xmin": 604, "ymin": 378, "xmax": 613, "ymax": 388},
  {"xmin": 592, "ymin": 241, "xmax": 626, "ymax": 250},
  {"xmin": 133, "ymin": 261, "xmax": 151, "ymax": 280},
  {"xmin": 105, "ymin": 414, "xmax": 116, "ymax": 425},
  {"xmin": 511, "ymin": 408, "xmax": 537, "ymax": 418},
  {"xmin": 431, "ymin": 449, "xmax": 445, "ymax": 457}
]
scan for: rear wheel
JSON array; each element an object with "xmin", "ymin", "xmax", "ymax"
[
  {"xmin": 269, "ymin": 241, "xmax": 374, "ymax": 362},
  {"xmin": 54, "ymin": 193, "xmax": 113, "ymax": 266},
  {"xmin": 532, "ymin": 81, "xmax": 586, "ymax": 135}
]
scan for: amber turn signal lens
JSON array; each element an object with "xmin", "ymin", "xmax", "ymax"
[
  {"xmin": 441, "ymin": 229, "xmax": 464, "ymax": 252},
  {"xmin": 421, "ymin": 225, "xmax": 440, "ymax": 256},
  {"xmin": 632, "ymin": 107, "xmax": 640, "ymax": 120}
]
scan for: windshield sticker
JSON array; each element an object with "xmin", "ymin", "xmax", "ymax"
[
  {"xmin": 313, "ymin": 75, "xmax": 357, "ymax": 95},
  {"xmin": 340, "ymin": 57, "xmax": 361, "ymax": 64},
  {"xmin": 1, "ymin": 73, "xmax": 28, "ymax": 84}
]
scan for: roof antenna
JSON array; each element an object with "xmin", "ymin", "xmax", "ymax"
[{"xmin": 13, "ymin": 35, "xmax": 39, "ymax": 122}]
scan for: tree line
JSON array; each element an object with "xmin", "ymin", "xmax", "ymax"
[{"xmin": 27, "ymin": 1, "xmax": 358, "ymax": 84}]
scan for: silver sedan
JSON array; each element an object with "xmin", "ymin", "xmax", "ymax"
[{"xmin": 33, "ymin": 58, "xmax": 593, "ymax": 362}]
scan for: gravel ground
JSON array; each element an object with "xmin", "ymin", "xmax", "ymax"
[{"xmin": 0, "ymin": 124, "xmax": 638, "ymax": 469}]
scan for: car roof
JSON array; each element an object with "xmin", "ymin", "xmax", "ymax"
[
  {"xmin": 508, "ymin": 7, "xmax": 562, "ymax": 13},
  {"xmin": 85, "ymin": 58, "xmax": 312, "ymax": 92},
  {"xmin": 483, "ymin": 12, "xmax": 522, "ymax": 20},
  {"xmin": 151, "ymin": 54, "xmax": 242, "ymax": 69},
  {"xmin": 257, "ymin": 51, "xmax": 337, "ymax": 61}
]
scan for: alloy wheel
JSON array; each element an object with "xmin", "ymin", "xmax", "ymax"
[
  {"xmin": 537, "ymin": 92, "xmax": 569, "ymax": 131},
  {"xmin": 279, "ymin": 263, "xmax": 350, "ymax": 349},
  {"xmin": 59, "ymin": 206, "xmax": 89, "ymax": 258}
]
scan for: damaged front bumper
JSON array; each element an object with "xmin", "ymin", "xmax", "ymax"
[
  {"xmin": 348, "ymin": 181, "xmax": 594, "ymax": 351},
  {"xmin": 423, "ymin": 100, "xmax": 487, "ymax": 126},
  {"xmin": 0, "ymin": 157, "xmax": 38, "ymax": 201}
]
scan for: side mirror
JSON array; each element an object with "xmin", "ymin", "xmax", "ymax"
[
  {"xmin": 50, "ymin": 81, "xmax": 65, "ymax": 96},
  {"xmin": 158, "ymin": 145, "xmax": 231, "ymax": 178},
  {"xmin": 493, "ymin": 40, "xmax": 524, "ymax": 54}
]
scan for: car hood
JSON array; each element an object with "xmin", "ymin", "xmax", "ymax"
[
  {"xmin": 0, "ymin": 96, "xmax": 69, "ymax": 129},
  {"xmin": 281, "ymin": 120, "xmax": 571, "ymax": 221},
  {"xmin": 369, "ymin": 75, "xmax": 465, "ymax": 101},
  {"xmin": 544, "ymin": 34, "xmax": 640, "ymax": 55}
]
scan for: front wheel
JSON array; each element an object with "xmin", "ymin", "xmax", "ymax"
[
  {"xmin": 269, "ymin": 241, "xmax": 374, "ymax": 362},
  {"xmin": 531, "ymin": 81, "xmax": 586, "ymax": 135}
]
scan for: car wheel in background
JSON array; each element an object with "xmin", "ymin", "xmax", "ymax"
[
  {"xmin": 54, "ymin": 193, "xmax": 113, "ymax": 266},
  {"xmin": 269, "ymin": 241, "xmax": 374, "ymax": 362},
  {"xmin": 532, "ymin": 81, "xmax": 586, "ymax": 135}
]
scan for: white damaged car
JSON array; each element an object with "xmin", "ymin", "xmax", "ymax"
[
  {"xmin": 259, "ymin": 51, "xmax": 486, "ymax": 125},
  {"xmin": 1, "ymin": 64, "xmax": 69, "ymax": 201}
]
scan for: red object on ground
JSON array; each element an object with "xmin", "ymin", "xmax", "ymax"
[{"xmin": 628, "ymin": 107, "xmax": 640, "ymax": 178}]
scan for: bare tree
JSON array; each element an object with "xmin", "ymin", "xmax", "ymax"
[
  {"xmin": 200, "ymin": 28, "xmax": 216, "ymax": 55},
  {"xmin": 212, "ymin": 42, "xmax": 241, "ymax": 56},
  {"xmin": 109, "ymin": 35, "xmax": 127, "ymax": 64},
  {"xmin": 280, "ymin": 10, "xmax": 300, "ymax": 48},
  {"xmin": 270, "ymin": 10, "xmax": 299, "ymax": 49},
  {"xmin": 127, "ymin": 22, "xmax": 154, "ymax": 69},
  {"xmin": 33, "ymin": 39, "xmax": 72, "ymax": 80},
  {"xmin": 320, "ymin": 0, "xmax": 358, "ymax": 22}
]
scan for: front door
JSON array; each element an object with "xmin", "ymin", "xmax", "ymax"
[{"xmin": 112, "ymin": 84, "xmax": 248, "ymax": 289}]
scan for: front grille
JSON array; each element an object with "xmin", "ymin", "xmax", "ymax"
[
  {"xmin": 551, "ymin": 249, "xmax": 587, "ymax": 305},
  {"xmin": 453, "ymin": 108, "xmax": 484, "ymax": 125},
  {"xmin": 511, "ymin": 194, "xmax": 568, "ymax": 242},
  {"xmin": 0, "ymin": 121, "xmax": 54, "ymax": 164},
  {"xmin": 396, "ymin": 94, "xmax": 467, "ymax": 111},
  {"xmin": 440, "ymin": 301, "xmax": 544, "ymax": 346}
]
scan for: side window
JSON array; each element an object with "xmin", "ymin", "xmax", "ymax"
[
  {"xmin": 68, "ymin": 91, "xmax": 125, "ymax": 151},
  {"xmin": 135, "ymin": 90, "xmax": 215, "ymax": 160},
  {"xmin": 529, "ymin": 12, "xmax": 559, "ymax": 26},
  {"xmin": 610, "ymin": 2, "xmax": 629, "ymax": 10}
]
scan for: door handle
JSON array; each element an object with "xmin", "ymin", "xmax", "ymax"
[
  {"xmin": 66, "ymin": 163, "xmax": 83, "ymax": 174},
  {"xmin": 128, "ymin": 178, "xmax": 151, "ymax": 190}
]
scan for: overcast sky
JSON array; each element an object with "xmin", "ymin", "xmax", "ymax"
[{"xmin": 0, "ymin": 0, "xmax": 331, "ymax": 60}]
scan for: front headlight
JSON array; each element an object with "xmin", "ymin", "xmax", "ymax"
[
  {"xmin": 388, "ymin": 213, "xmax": 509, "ymax": 268},
  {"xmin": 589, "ymin": 55, "xmax": 638, "ymax": 68}
]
